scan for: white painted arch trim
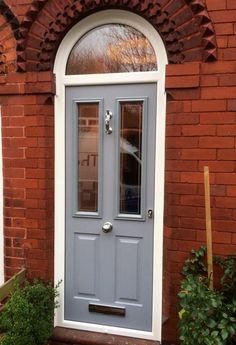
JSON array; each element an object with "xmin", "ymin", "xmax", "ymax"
[{"xmin": 54, "ymin": 9, "xmax": 167, "ymax": 342}]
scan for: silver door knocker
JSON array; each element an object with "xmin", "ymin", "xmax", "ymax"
[{"xmin": 105, "ymin": 110, "xmax": 112, "ymax": 134}]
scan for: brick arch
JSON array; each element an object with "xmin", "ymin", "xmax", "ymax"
[
  {"xmin": 17, "ymin": 0, "xmax": 217, "ymax": 72},
  {"xmin": 0, "ymin": 1, "xmax": 20, "ymax": 73}
]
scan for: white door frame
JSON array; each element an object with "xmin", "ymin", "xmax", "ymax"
[{"xmin": 54, "ymin": 10, "xmax": 167, "ymax": 342}]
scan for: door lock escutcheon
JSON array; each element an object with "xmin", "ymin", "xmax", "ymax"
[
  {"xmin": 147, "ymin": 209, "xmax": 153, "ymax": 219},
  {"xmin": 105, "ymin": 110, "xmax": 112, "ymax": 134}
]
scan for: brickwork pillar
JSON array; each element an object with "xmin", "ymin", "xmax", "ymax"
[{"xmin": 1, "ymin": 71, "xmax": 55, "ymax": 280}]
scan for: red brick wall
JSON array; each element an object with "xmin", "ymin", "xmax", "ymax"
[
  {"xmin": 0, "ymin": 1, "xmax": 236, "ymax": 344},
  {"xmin": 162, "ymin": 1, "xmax": 236, "ymax": 340},
  {"xmin": 0, "ymin": 72, "xmax": 55, "ymax": 280},
  {"xmin": 163, "ymin": 59, "xmax": 236, "ymax": 342},
  {"xmin": 206, "ymin": 0, "xmax": 236, "ymax": 61}
]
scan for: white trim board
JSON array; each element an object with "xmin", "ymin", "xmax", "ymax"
[
  {"xmin": 54, "ymin": 10, "xmax": 167, "ymax": 342},
  {"xmin": 0, "ymin": 106, "xmax": 4, "ymax": 284}
]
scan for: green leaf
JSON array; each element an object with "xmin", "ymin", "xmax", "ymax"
[
  {"xmin": 228, "ymin": 325, "xmax": 236, "ymax": 336},
  {"xmin": 221, "ymin": 328, "xmax": 228, "ymax": 341},
  {"xmin": 211, "ymin": 330, "xmax": 219, "ymax": 337},
  {"xmin": 207, "ymin": 319, "xmax": 217, "ymax": 329},
  {"xmin": 211, "ymin": 299, "xmax": 218, "ymax": 308},
  {"xmin": 179, "ymin": 309, "xmax": 186, "ymax": 319}
]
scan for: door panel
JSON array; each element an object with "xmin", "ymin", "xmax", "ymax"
[
  {"xmin": 115, "ymin": 236, "xmax": 141, "ymax": 301},
  {"xmin": 74, "ymin": 233, "xmax": 100, "ymax": 297},
  {"xmin": 65, "ymin": 84, "xmax": 156, "ymax": 331}
]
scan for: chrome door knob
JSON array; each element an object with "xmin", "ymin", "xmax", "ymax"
[{"xmin": 102, "ymin": 222, "xmax": 113, "ymax": 233}]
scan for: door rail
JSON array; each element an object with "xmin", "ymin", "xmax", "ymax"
[{"xmin": 0, "ymin": 268, "xmax": 26, "ymax": 304}]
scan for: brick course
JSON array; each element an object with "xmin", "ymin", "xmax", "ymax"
[{"xmin": 0, "ymin": 0, "xmax": 236, "ymax": 344}]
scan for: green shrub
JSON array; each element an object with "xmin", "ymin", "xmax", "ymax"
[
  {"xmin": 0, "ymin": 279, "xmax": 60, "ymax": 345},
  {"xmin": 179, "ymin": 247, "xmax": 236, "ymax": 345}
]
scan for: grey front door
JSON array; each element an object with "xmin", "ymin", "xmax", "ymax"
[{"xmin": 65, "ymin": 84, "xmax": 156, "ymax": 331}]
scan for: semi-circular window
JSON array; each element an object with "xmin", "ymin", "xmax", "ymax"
[{"xmin": 66, "ymin": 24, "xmax": 158, "ymax": 75}]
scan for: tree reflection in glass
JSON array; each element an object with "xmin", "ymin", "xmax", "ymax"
[
  {"xmin": 66, "ymin": 24, "xmax": 157, "ymax": 74},
  {"xmin": 120, "ymin": 102, "xmax": 143, "ymax": 215}
]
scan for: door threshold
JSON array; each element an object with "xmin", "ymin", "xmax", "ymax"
[{"xmin": 51, "ymin": 327, "xmax": 160, "ymax": 345}]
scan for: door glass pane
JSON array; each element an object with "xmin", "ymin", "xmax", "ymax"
[
  {"xmin": 66, "ymin": 24, "xmax": 157, "ymax": 75},
  {"xmin": 77, "ymin": 103, "xmax": 99, "ymax": 212},
  {"xmin": 120, "ymin": 102, "xmax": 143, "ymax": 215}
]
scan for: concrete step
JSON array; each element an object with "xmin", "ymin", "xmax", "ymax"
[{"xmin": 51, "ymin": 327, "xmax": 161, "ymax": 345}]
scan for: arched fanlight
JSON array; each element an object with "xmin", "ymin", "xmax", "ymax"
[{"xmin": 66, "ymin": 24, "xmax": 158, "ymax": 75}]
